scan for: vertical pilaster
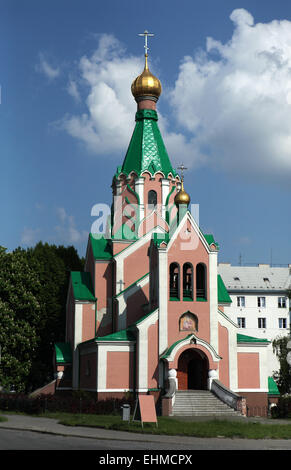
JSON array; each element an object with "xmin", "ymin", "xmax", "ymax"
[
  {"xmin": 72, "ymin": 303, "xmax": 83, "ymax": 389},
  {"xmin": 158, "ymin": 247, "xmax": 168, "ymax": 355},
  {"xmin": 135, "ymin": 177, "xmax": 145, "ymax": 221},
  {"xmin": 209, "ymin": 250, "xmax": 218, "ymax": 352},
  {"xmin": 161, "ymin": 179, "xmax": 170, "ymax": 219}
]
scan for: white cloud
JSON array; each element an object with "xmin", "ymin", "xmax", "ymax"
[
  {"xmin": 59, "ymin": 34, "xmax": 141, "ymax": 155},
  {"xmin": 67, "ymin": 79, "xmax": 80, "ymax": 102},
  {"xmin": 55, "ymin": 207, "xmax": 88, "ymax": 244},
  {"xmin": 58, "ymin": 14, "xmax": 291, "ymax": 183},
  {"xmin": 21, "ymin": 227, "xmax": 41, "ymax": 245},
  {"xmin": 170, "ymin": 8, "xmax": 291, "ymax": 181},
  {"xmin": 36, "ymin": 52, "xmax": 60, "ymax": 80}
]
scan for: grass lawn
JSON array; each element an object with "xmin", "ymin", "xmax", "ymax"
[
  {"xmin": 40, "ymin": 412, "xmax": 291, "ymax": 440},
  {"xmin": 2, "ymin": 410, "xmax": 291, "ymax": 439}
]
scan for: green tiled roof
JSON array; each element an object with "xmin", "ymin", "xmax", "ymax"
[
  {"xmin": 54, "ymin": 342, "xmax": 72, "ymax": 364},
  {"xmin": 237, "ymin": 334, "xmax": 269, "ymax": 343},
  {"xmin": 89, "ymin": 234, "xmax": 112, "ymax": 260},
  {"xmin": 71, "ymin": 271, "xmax": 96, "ymax": 301},
  {"xmin": 268, "ymin": 376, "xmax": 280, "ymax": 395},
  {"xmin": 117, "ymin": 109, "xmax": 176, "ymax": 178},
  {"xmin": 217, "ymin": 274, "xmax": 231, "ymax": 304}
]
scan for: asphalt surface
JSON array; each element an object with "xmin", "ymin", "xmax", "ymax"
[{"xmin": 1, "ymin": 413, "xmax": 291, "ymax": 453}]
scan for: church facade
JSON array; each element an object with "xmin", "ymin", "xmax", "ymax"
[{"xmin": 53, "ymin": 45, "xmax": 277, "ymax": 416}]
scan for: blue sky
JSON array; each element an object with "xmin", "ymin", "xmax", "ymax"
[{"xmin": 1, "ymin": 0, "xmax": 291, "ymax": 266}]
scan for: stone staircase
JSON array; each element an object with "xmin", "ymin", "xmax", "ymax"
[{"xmin": 172, "ymin": 390, "xmax": 242, "ymax": 417}]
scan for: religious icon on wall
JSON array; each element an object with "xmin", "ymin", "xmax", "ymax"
[{"xmin": 179, "ymin": 312, "xmax": 198, "ymax": 331}]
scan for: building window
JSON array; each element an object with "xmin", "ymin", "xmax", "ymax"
[
  {"xmin": 237, "ymin": 317, "xmax": 246, "ymax": 328},
  {"xmin": 183, "ymin": 263, "xmax": 193, "ymax": 300},
  {"xmin": 257, "ymin": 297, "xmax": 266, "ymax": 308},
  {"xmin": 278, "ymin": 297, "xmax": 287, "ymax": 308},
  {"xmin": 258, "ymin": 317, "xmax": 266, "ymax": 329},
  {"xmin": 169, "ymin": 263, "xmax": 180, "ymax": 300},
  {"xmin": 148, "ymin": 190, "xmax": 157, "ymax": 208},
  {"xmin": 279, "ymin": 318, "xmax": 287, "ymax": 328},
  {"xmin": 196, "ymin": 263, "xmax": 207, "ymax": 300},
  {"xmin": 237, "ymin": 296, "xmax": 245, "ymax": 307}
]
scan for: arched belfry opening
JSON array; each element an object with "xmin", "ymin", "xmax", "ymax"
[{"xmin": 177, "ymin": 349, "xmax": 209, "ymax": 390}]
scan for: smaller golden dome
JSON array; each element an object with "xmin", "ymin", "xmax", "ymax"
[
  {"xmin": 174, "ymin": 181, "xmax": 191, "ymax": 206},
  {"xmin": 131, "ymin": 54, "xmax": 162, "ymax": 101}
]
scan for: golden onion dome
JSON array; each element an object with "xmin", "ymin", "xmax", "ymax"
[
  {"xmin": 131, "ymin": 54, "xmax": 162, "ymax": 101},
  {"xmin": 174, "ymin": 180, "xmax": 191, "ymax": 206}
]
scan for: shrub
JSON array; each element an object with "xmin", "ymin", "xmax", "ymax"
[{"xmin": 0, "ymin": 392, "xmax": 135, "ymax": 416}]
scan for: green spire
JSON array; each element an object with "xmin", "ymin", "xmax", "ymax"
[{"xmin": 117, "ymin": 109, "xmax": 176, "ymax": 179}]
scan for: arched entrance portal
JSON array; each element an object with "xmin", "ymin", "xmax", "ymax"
[{"xmin": 177, "ymin": 349, "xmax": 208, "ymax": 390}]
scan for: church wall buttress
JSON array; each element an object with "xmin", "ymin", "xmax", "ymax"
[
  {"xmin": 148, "ymin": 323, "xmax": 159, "ymax": 389},
  {"xmin": 218, "ymin": 323, "xmax": 230, "ymax": 388},
  {"xmin": 95, "ymin": 261, "xmax": 113, "ymax": 336}
]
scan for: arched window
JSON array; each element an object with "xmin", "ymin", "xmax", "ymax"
[
  {"xmin": 169, "ymin": 263, "xmax": 180, "ymax": 300},
  {"xmin": 148, "ymin": 190, "xmax": 157, "ymax": 208},
  {"xmin": 183, "ymin": 263, "xmax": 193, "ymax": 300},
  {"xmin": 196, "ymin": 263, "xmax": 207, "ymax": 300},
  {"xmin": 179, "ymin": 311, "xmax": 198, "ymax": 332}
]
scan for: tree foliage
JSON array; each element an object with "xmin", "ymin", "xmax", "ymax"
[
  {"xmin": 0, "ymin": 243, "xmax": 84, "ymax": 392},
  {"xmin": 0, "ymin": 247, "xmax": 41, "ymax": 391},
  {"xmin": 272, "ymin": 335, "xmax": 291, "ymax": 395}
]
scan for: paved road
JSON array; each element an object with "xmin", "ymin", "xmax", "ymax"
[{"xmin": 1, "ymin": 413, "xmax": 291, "ymax": 452}]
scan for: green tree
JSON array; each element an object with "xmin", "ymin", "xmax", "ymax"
[
  {"xmin": 26, "ymin": 242, "xmax": 84, "ymax": 390},
  {"xmin": 0, "ymin": 247, "xmax": 41, "ymax": 391},
  {"xmin": 273, "ymin": 335, "xmax": 291, "ymax": 395}
]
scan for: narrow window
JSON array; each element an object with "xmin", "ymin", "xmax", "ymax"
[
  {"xmin": 196, "ymin": 263, "xmax": 207, "ymax": 300},
  {"xmin": 257, "ymin": 297, "xmax": 266, "ymax": 308},
  {"xmin": 258, "ymin": 317, "xmax": 266, "ymax": 328},
  {"xmin": 183, "ymin": 263, "xmax": 193, "ymax": 300},
  {"xmin": 237, "ymin": 317, "xmax": 246, "ymax": 328},
  {"xmin": 169, "ymin": 263, "xmax": 180, "ymax": 300},
  {"xmin": 148, "ymin": 190, "xmax": 157, "ymax": 208},
  {"xmin": 237, "ymin": 296, "xmax": 245, "ymax": 307},
  {"xmin": 278, "ymin": 297, "xmax": 287, "ymax": 308},
  {"xmin": 279, "ymin": 318, "xmax": 287, "ymax": 328}
]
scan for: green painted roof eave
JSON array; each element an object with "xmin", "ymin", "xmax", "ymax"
[
  {"xmin": 95, "ymin": 328, "xmax": 136, "ymax": 342},
  {"xmin": 71, "ymin": 271, "xmax": 96, "ymax": 301},
  {"xmin": 55, "ymin": 342, "xmax": 72, "ymax": 364},
  {"xmin": 268, "ymin": 376, "xmax": 280, "ymax": 395},
  {"xmin": 89, "ymin": 234, "xmax": 113, "ymax": 260},
  {"xmin": 160, "ymin": 334, "xmax": 193, "ymax": 359},
  {"xmin": 237, "ymin": 334, "xmax": 269, "ymax": 344}
]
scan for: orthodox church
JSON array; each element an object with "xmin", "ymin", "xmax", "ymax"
[{"xmin": 53, "ymin": 36, "xmax": 277, "ymax": 416}]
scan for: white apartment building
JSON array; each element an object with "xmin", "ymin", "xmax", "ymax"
[{"xmin": 218, "ymin": 263, "xmax": 291, "ymax": 376}]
